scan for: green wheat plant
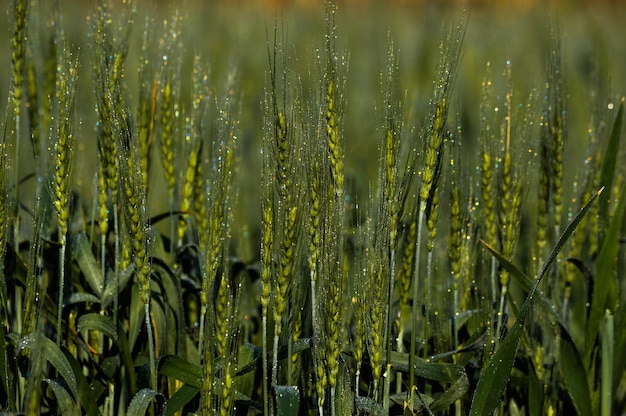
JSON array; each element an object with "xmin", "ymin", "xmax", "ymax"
[{"xmin": 1, "ymin": 0, "xmax": 626, "ymax": 415}]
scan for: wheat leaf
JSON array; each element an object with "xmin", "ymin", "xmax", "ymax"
[
  {"xmin": 77, "ymin": 313, "xmax": 118, "ymax": 342},
  {"xmin": 470, "ymin": 187, "xmax": 601, "ymax": 416},
  {"xmin": 44, "ymin": 378, "xmax": 79, "ymax": 416},
  {"xmin": 127, "ymin": 388, "xmax": 166, "ymax": 416}
]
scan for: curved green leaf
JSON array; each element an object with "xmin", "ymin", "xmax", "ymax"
[
  {"xmin": 127, "ymin": 388, "xmax": 166, "ymax": 416},
  {"xmin": 62, "ymin": 348, "xmax": 101, "ymax": 416},
  {"xmin": 71, "ymin": 232, "xmax": 103, "ymax": 298},
  {"xmin": 429, "ymin": 368, "xmax": 469, "ymax": 412},
  {"xmin": 18, "ymin": 334, "xmax": 78, "ymax": 399},
  {"xmin": 77, "ymin": 313, "xmax": 118, "ymax": 342},
  {"xmin": 158, "ymin": 355, "xmax": 202, "ymax": 388},
  {"xmin": 44, "ymin": 378, "xmax": 79, "ymax": 416},
  {"xmin": 67, "ymin": 292, "xmax": 101, "ymax": 305},
  {"xmin": 390, "ymin": 351, "xmax": 465, "ymax": 383},
  {"xmin": 165, "ymin": 384, "xmax": 199, "ymax": 416}
]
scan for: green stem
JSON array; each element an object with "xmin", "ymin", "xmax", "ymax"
[
  {"xmin": 409, "ymin": 204, "xmax": 425, "ymax": 406},
  {"xmin": 262, "ymin": 315, "xmax": 269, "ymax": 416},
  {"xmin": 57, "ymin": 232, "xmax": 66, "ymax": 346}
]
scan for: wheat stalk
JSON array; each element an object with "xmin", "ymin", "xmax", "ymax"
[{"xmin": 52, "ymin": 45, "xmax": 79, "ymax": 347}]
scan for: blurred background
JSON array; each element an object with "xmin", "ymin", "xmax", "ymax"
[{"xmin": 2, "ymin": 0, "xmax": 626, "ymax": 246}]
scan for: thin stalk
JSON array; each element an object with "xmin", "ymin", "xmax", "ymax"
[
  {"xmin": 409, "ymin": 204, "xmax": 425, "ymax": 405},
  {"xmin": 57, "ymin": 235, "xmax": 66, "ymax": 346},
  {"xmin": 113, "ymin": 203, "xmax": 120, "ymax": 328},
  {"xmin": 262, "ymin": 315, "xmax": 269, "ymax": 415},
  {"xmin": 311, "ymin": 274, "xmax": 322, "ymax": 416},
  {"xmin": 424, "ymin": 248, "xmax": 434, "ymax": 354}
]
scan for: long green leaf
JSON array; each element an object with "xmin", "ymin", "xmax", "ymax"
[
  {"xmin": 18, "ymin": 334, "xmax": 78, "ymax": 399},
  {"xmin": 336, "ymin": 355, "xmax": 355, "ymax": 416},
  {"xmin": 117, "ymin": 319, "xmax": 138, "ymax": 396},
  {"xmin": 77, "ymin": 313, "xmax": 118, "ymax": 342},
  {"xmin": 44, "ymin": 378, "xmax": 79, "ymax": 416},
  {"xmin": 480, "ymin": 242, "xmax": 560, "ymax": 322},
  {"xmin": 527, "ymin": 359, "xmax": 542, "ymax": 416},
  {"xmin": 62, "ymin": 348, "xmax": 101, "ymax": 416},
  {"xmin": 429, "ymin": 368, "xmax": 469, "ymax": 412},
  {"xmin": 274, "ymin": 385, "xmax": 300, "ymax": 416},
  {"xmin": 165, "ymin": 384, "xmax": 199, "ymax": 416},
  {"xmin": 469, "ymin": 300, "xmax": 527, "ymax": 416},
  {"xmin": 390, "ymin": 351, "xmax": 464, "ymax": 383},
  {"xmin": 128, "ymin": 284, "xmax": 146, "ymax": 351},
  {"xmin": 601, "ymin": 310, "xmax": 614, "ymax": 416},
  {"xmin": 67, "ymin": 292, "xmax": 101, "ymax": 305},
  {"xmin": 235, "ymin": 338, "xmax": 311, "ymax": 377},
  {"xmin": 158, "ymin": 355, "xmax": 202, "ymax": 388},
  {"xmin": 0, "ymin": 316, "xmax": 15, "ymax": 410},
  {"xmin": 613, "ymin": 302, "xmax": 626, "ymax": 397},
  {"xmin": 470, "ymin": 188, "xmax": 601, "ymax": 416},
  {"xmin": 71, "ymin": 232, "xmax": 104, "ymax": 298},
  {"xmin": 586, "ymin": 183, "xmax": 626, "ymax": 363},
  {"xmin": 559, "ymin": 323, "xmax": 592, "ymax": 415},
  {"xmin": 127, "ymin": 388, "xmax": 166, "ymax": 416},
  {"xmin": 101, "ymin": 264, "xmax": 134, "ymax": 309}
]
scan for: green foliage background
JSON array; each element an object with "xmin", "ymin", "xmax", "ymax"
[{"xmin": 1, "ymin": 0, "xmax": 625, "ymax": 415}]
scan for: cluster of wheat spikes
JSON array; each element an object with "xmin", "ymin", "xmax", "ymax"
[{"xmin": 1, "ymin": 0, "xmax": 626, "ymax": 415}]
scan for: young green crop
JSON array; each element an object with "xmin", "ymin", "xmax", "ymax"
[{"xmin": 1, "ymin": 1, "xmax": 625, "ymax": 415}]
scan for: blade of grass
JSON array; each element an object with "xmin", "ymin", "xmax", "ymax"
[
  {"xmin": 165, "ymin": 383, "xmax": 199, "ymax": 416},
  {"xmin": 480, "ymin": 241, "xmax": 560, "ymax": 322},
  {"xmin": 483, "ymin": 240, "xmax": 593, "ymax": 415},
  {"xmin": 336, "ymin": 356, "xmax": 355, "ymax": 416},
  {"xmin": 62, "ymin": 348, "xmax": 101, "ymax": 416},
  {"xmin": 601, "ymin": 310, "xmax": 614, "ymax": 416},
  {"xmin": 558, "ymin": 321, "xmax": 592, "ymax": 415},
  {"xmin": 159, "ymin": 355, "xmax": 203, "ymax": 388},
  {"xmin": 613, "ymin": 302, "xmax": 626, "ymax": 398},
  {"xmin": 390, "ymin": 351, "xmax": 466, "ymax": 383},
  {"xmin": 527, "ymin": 359, "xmax": 542, "ymax": 416},
  {"xmin": 274, "ymin": 385, "xmax": 300, "ymax": 416},
  {"xmin": 77, "ymin": 313, "xmax": 118, "ymax": 342},
  {"xmin": 18, "ymin": 333, "xmax": 78, "ymax": 398},
  {"xmin": 101, "ymin": 264, "xmax": 134, "ymax": 309},
  {"xmin": 586, "ymin": 182, "xmax": 626, "ymax": 363},
  {"xmin": 470, "ymin": 187, "xmax": 601, "ymax": 416},
  {"xmin": 428, "ymin": 369, "xmax": 469, "ymax": 412},
  {"xmin": 44, "ymin": 378, "xmax": 79, "ymax": 416},
  {"xmin": 127, "ymin": 388, "xmax": 166, "ymax": 416}
]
